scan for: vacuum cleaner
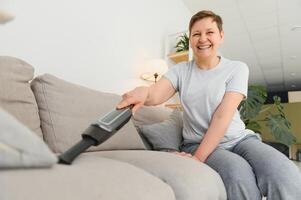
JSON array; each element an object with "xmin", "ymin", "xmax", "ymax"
[{"xmin": 58, "ymin": 105, "xmax": 133, "ymax": 165}]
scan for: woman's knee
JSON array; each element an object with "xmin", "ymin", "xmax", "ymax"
[
  {"xmin": 222, "ymin": 169, "xmax": 261, "ymax": 200},
  {"xmin": 235, "ymin": 138, "xmax": 301, "ymax": 198},
  {"xmin": 258, "ymin": 159, "xmax": 301, "ymax": 188},
  {"xmin": 206, "ymin": 150, "xmax": 262, "ymax": 199}
]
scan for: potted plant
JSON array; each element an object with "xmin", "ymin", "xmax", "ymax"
[
  {"xmin": 175, "ymin": 33, "xmax": 189, "ymax": 52},
  {"xmin": 238, "ymin": 85, "xmax": 297, "ymax": 147}
]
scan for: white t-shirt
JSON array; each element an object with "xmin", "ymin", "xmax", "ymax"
[{"xmin": 164, "ymin": 56, "xmax": 258, "ymax": 149}]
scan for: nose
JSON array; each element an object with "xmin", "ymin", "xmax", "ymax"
[{"xmin": 198, "ymin": 34, "xmax": 208, "ymax": 43}]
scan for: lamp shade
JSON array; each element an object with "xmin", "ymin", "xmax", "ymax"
[
  {"xmin": 141, "ymin": 59, "xmax": 168, "ymax": 82},
  {"xmin": 0, "ymin": 10, "xmax": 14, "ymax": 24}
]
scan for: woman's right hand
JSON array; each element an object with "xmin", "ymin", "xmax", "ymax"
[
  {"xmin": 117, "ymin": 78, "xmax": 176, "ymax": 114},
  {"xmin": 116, "ymin": 86, "xmax": 149, "ymax": 114}
]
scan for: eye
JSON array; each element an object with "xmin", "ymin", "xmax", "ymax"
[
  {"xmin": 192, "ymin": 33, "xmax": 201, "ymax": 37},
  {"xmin": 207, "ymin": 31, "xmax": 214, "ymax": 35}
]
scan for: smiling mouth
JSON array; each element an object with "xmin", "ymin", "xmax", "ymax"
[{"xmin": 197, "ymin": 45, "xmax": 212, "ymax": 50}]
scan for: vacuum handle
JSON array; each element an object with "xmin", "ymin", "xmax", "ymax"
[{"xmin": 58, "ymin": 137, "xmax": 95, "ymax": 165}]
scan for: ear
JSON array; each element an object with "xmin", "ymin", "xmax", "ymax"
[
  {"xmin": 189, "ymin": 32, "xmax": 192, "ymax": 40},
  {"xmin": 220, "ymin": 30, "xmax": 225, "ymax": 43}
]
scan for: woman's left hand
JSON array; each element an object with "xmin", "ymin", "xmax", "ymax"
[
  {"xmin": 191, "ymin": 156, "xmax": 201, "ymax": 162},
  {"xmin": 172, "ymin": 151, "xmax": 192, "ymax": 158},
  {"xmin": 172, "ymin": 152, "xmax": 201, "ymax": 162}
]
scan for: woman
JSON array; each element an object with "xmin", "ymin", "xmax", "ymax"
[{"xmin": 117, "ymin": 10, "xmax": 301, "ymax": 200}]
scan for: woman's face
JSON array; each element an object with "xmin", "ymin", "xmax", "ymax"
[{"xmin": 189, "ymin": 17, "xmax": 224, "ymax": 60}]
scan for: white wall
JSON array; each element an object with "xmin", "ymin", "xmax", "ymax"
[{"xmin": 0, "ymin": 0, "xmax": 191, "ymax": 94}]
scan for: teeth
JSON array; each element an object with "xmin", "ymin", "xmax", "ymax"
[{"xmin": 197, "ymin": 45, "xmax": 211, "ymax": 50}]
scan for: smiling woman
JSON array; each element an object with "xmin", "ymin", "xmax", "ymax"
[{"xmin": 117, "ymin": 10, "xmax": 301, "ymax": 200}]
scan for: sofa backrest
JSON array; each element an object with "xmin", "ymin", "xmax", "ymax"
[
  {"xmin": 31, "ymin": 74, "xmax": 146, "ymax": 153},
  {"xmin": 0, "ymin": 56, "xmax": 43, "ymax": 138},
  {"xmin": 0, "ymin": 56, "xmax": 175, "ymax": 153}
]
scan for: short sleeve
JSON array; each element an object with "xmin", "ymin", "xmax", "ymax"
[
  {"xmin": 226, "ymin": 63, "xmax": 249, "ymax": 98},
  {"xmin": 163, "ymin": 63, "xmax": 182, "ymax": 91}
]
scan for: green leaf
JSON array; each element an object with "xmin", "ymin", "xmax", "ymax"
[
  {"xmin": 239, "ymin": 85, "xmax": 267, "ymax": 121},
  {"xmin": 271, "ymin": 96, "xmax": 291, "ymax": 129},
  {"xmin": 246, "ymin": 120, "xmax": 262, "ymax": 133},
  {"xmin": 265, "ymin": 113, "xmax": 296, "ymax": 146}
]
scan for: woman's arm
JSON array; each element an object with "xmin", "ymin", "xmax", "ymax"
[
  {"xmin": 192, "ymin": 91, "xmax": 244, "ymax": 162},
  {"xmin": 117, "ymin": 78, "xmax": 176, "ymax": 113}
]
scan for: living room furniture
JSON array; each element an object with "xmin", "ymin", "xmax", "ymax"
[
  {"xmin": 293, "ymin": 161, "xmax": 301, "ymax": 171},
  {"xmin": 0, "ymin": 56, "xmax": 226, "ymax": 200}
]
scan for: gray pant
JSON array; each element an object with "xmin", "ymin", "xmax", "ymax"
[{"xmin": 180, "ymin": 136, "xmax": 301, "ymax": 200}]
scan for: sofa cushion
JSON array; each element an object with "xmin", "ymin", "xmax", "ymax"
[
  {"xmin": 0, "ymin": 155, "xmax": 175, "ymax": 200},
  {"xmin": 0, "ymin": 108, "xmax": 57, "ymax": 168},
  {"xmin": 89, "ymin": 150, "xmax": 227, "ymax": 200},
  {"xmin": 140, "ymin": 110, "xmax": 183, "ymax": 151},
  {"xmin": 0, "ymin": 56, "xmax": 43, "ymax": 138},
  {"xmin": 30, "ymin": 74, "xmax": 145, "ymax": 153}
]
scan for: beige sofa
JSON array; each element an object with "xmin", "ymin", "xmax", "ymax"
[{"xmin": 0, "ymin": 56, "xmax": 226, "ymax": 200}]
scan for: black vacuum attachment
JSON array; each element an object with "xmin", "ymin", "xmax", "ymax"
[{"xmin": 58, "ymin": 106, "xmax": 132, "ymax": 165}]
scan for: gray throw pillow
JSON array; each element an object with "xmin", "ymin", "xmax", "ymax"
[
  {"xmin": 0, "ymin": 108, "xmax": 57, "ymax": 169},
  {"xmin": 132, "ymin": 105, "xmax": 173, "ymax": 127},
  {"xmin": 132, "ymin": 105, "xmax": 173, "ymax": 149},
  {"xmin": 140, "ymin": 110, "xmax": 183, "ymax": 152}
]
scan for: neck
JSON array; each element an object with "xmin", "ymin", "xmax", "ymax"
[{"xmin": 195, "ymin": 55, "xmax": 220, "ymax": 70}]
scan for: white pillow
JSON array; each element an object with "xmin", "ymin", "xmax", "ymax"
[{"xmin": 0, "ymin": 108, "xmax": 57, "ymax": 169}]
